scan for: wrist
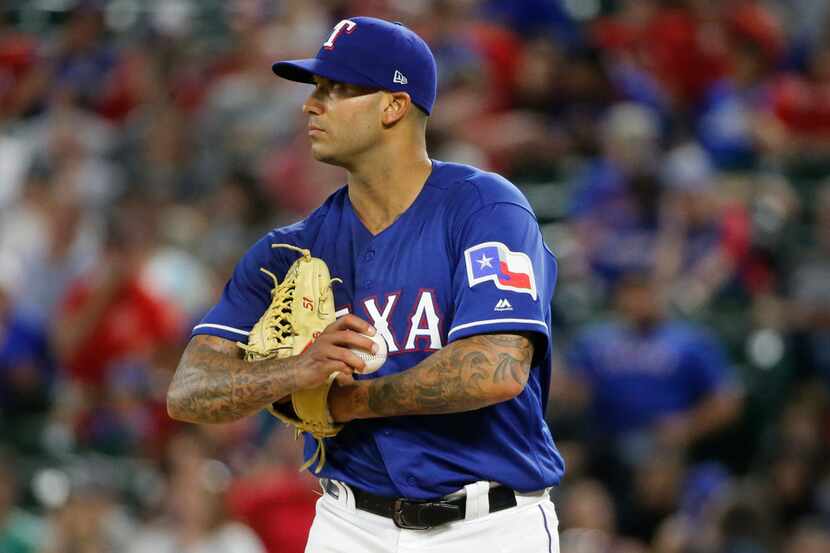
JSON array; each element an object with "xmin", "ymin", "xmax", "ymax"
[
  {"xmin": 330, "ymin": 381, "xmax": 370, "ymax": 423},
  {"xmin": 260, "ymin": 356, "xmax": 304, "ymax": 403}
]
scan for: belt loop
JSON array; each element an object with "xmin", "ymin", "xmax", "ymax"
[
  {"xmin": 463, "ymin": 481, "xmax": 491, "ymax": 521},
  {"xmin": 322, "ymin": 479, "xmax": 357, "ymax": 512},
  {"xmin": 341, "ymin": 480, "xmax": 357, "ymax": 511}
]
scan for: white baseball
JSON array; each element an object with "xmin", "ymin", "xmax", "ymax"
[{"xmin": 350, "ymin": 332, "xmax": 387, "ymax": 374}]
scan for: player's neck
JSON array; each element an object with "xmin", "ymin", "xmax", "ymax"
[{"xmin": 346, "ymin": 148, "xmax": 432, "ymax": 235}]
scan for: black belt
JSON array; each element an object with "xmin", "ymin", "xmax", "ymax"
[{"xmin": 323, "ymin": 479, "xmax": 518, "ymax": 530}]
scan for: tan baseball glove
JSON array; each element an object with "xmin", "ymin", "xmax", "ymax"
[{"xmin": 238, "ymin": 244, "xmax": 342, "ymax": 473}]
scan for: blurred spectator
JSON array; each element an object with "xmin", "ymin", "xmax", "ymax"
[
  {"xmin": 128, "ymin": 458, "xmax": 265, "ymax": 553},
  {"xmin": 651, "ymin": 461, "xmax": 734, "ymax": 553},
  {"xmin": 559, "ymin": 478, "xmax": 652, "ymax": 552},
  {"xmin": 41, "ymin": 482, "xmax": 135, "ymax": 553},
  {"xmin": 563, "ymin": 273, "xmax": 743, "ymax": 464},
  {"xmin": 481, "ymin": 0, "xmax": 580, "ymax": 45},
  {"xmin": 558, "ymin": 271, "xmax": 745, "ymax": 541},
  {"xmin": 739, "ymin": 173, "xmax": 801, "ymax": 298},
  {"xmin": 592, "ymin": 0, "xmax": 730, "ymax": 108},
  {"xmin": 511, "ymin": 42, "xmax": 614, "ymax": 177},
  {"xmin": 788, "ymin": 181, "xmax": 830, "ymax": 384},
  {"xmin": 751, "ymin": 398, "xmax": 825, "ymax": 532},
  {"xmin": 227, "ymin": 427, "xmax": 317, "ymax": 553},
  {"xmin": 14, "ymin": 172, "xmax": 102, "ymax": 321},
  {"xmin": 0, "ymin": 11, "xmax": 42, "ymax": 121},
  {"xmin": 784, "ymin": 522, "xmax": 830, "ymax": 553},
  {"xmin": 567, "ymin": 102, "xmax": 663, "ymax": 291},
  {"xmin": 763, "ymin": 38, "xmax": 830, "ymax": 163},
  {"xmin": 47, "ymin": 2, "xmax": 120, "ymax": 116},
  {"xmin": 713, "ymin": 493, "xmax": 777, "ymax": 553},
  {"xmin": 197, "ymin": 23, "xmax": 309, "ymax": 176},
  {"xmin": 47, "ymin": 199, "xmax": 185, "ymax": 455},
  {"xmin": 621, "ymin": 447, "xmax": 687, "ymax": 543},
  {"xmin": 0, "ymin": 452, "xmax": 45, "ymax": 553},
  {"xmin": 0, "ymin": 256, "xmax": 56, "ymax": 453},
  {"xmin": 696, "ymin": 2, "xmax": 784, "ymax": 169},
  {"xmin": 418, "ymin": 1, "xmax": 517, "ymax": 169},
  {"xmin": 32, "ymin": 458, "xmax": 139, "ymax": 553},
  {"xmin": 654, "ymin": 142, "xmax": 748, "ymax": 314},
  {"xmin": 52, "ymin": 200, "xmax": 184, "ymax": 390}
]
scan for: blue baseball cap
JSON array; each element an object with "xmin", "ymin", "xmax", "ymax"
[{"xmin": 272, "ymin": 17, "xmax": 438, "ymax": 115}]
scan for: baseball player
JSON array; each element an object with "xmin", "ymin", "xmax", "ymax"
[{"xmin": 168, "ymin": 17, "xmax": 564, "ymax": 553}]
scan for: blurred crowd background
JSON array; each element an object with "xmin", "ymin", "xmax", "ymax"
[{"xmin": 1, "ymin": 0, "xmax": 829, "ymax": 552}]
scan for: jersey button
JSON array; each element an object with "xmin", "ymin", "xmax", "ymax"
[
  {"xmin": 407, "ymin": 476, "xmax": 417, "ymax": 486},
  {"xmin": 364, "ymin": 250, "xmax": 375, "ymax": 261},
  {"xmin": 364, "ymin": 280, "xmax": 373, "ymax": 288}
]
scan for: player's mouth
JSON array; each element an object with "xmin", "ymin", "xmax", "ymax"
[{"xmin": 308, "ymin": 124, "xmax": 326, "ymax": 135}]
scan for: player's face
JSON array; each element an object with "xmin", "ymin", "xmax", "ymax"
[
  {"xmin": 302, "ymin": 76, "xmax": 384, "ymax": 166},
  {"xmin": 615, "ymin": 279, "xmax": 663, "ymax": 326}
]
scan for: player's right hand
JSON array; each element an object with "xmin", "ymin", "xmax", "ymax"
[{"xmin": 293, "ymin": 314, "xmax": 377, "ymax": 389}]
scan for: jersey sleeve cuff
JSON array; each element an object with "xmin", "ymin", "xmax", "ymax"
[
  {"xmin": 191, "ymin": 322, "xmax": 251, "ymax": 343},
  {"xmin": 447, "ymin": 318, "xmax": 550, "ymax": 343}
]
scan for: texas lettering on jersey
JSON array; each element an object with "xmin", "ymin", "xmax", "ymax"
[{"xmin": 335, "ymin": 290, "xmax": 443, "ymax": 353}]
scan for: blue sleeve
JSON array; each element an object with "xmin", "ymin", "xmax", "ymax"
[
  {"xmin": 191, "ymin": 232, "xmax": 296, "ymax": 343},
  {"xmin": 447, "ymin": 202, "xmax": 556, "ymax": 345},
  {"xmin": 684, "ymin": 330, "xmax": 733, "ymax": 399}
]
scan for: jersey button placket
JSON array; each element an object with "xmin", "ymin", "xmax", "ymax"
[{"xmin": 361, "ymin": 247, "xmax": 375, "ymax": 289}]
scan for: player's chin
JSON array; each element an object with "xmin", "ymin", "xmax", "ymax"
[{"xmin": 310, "ymin": 145, "xmax": 344, "ymax": 166}]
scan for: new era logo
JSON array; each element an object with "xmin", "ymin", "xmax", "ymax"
[
  {"xmin": 393, "ymin": 70, "xmax": 408, "ymax": 85},
  {"xmin": 495, "ymin": 299, "xmax": 513, "ymax": 312}
]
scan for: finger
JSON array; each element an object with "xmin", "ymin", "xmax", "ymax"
[
  {"xmin": 321, "ymin": 361, "xmax": 354, "ymax": 377},
  {"xmin": 334, "ymin": 372, "xmax": 355, "ymax": 386},
  {"xmin": 325, "ymin": 346, "xmax": 367, "ymax": 371},
  {"xmin": 329, "ymin": 330, "xmax": 376, "ymax": 353},
  {"xmin": 329, "ymin": 314, "xmax": 375, "ymax": 335}
]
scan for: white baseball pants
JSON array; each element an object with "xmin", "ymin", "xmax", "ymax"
[{"xmin": 304, "ymin": 480, "xmax": 560, "ymax": 553}]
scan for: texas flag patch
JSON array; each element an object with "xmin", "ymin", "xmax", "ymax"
[{"xmin": 464, "ymin": 242, "xmax": 537, "ymax": 300}]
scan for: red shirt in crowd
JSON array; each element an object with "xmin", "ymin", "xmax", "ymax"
[
  {"xmin": 227, "ymin": 470, "xmax": 318, "ymax": 553},
  {"xmin": 61, "ymin": 278, "xmax": 183, "ymax": 386}
]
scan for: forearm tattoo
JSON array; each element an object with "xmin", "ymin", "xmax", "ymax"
[
  {"xmin": 167, "ymin": 335, "xmax": 296, "ymax": 423},
  {"xmin": 366, "ymin": 333, "xmax": 533, "ymax": 416}
]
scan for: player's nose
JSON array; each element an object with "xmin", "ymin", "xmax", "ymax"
[{"xmin": 302, "ymin": 92, "xmax": 324, "ymax": 116}]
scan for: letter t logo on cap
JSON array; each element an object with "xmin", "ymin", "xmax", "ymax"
[{"xmin": 323, "ymin": 19, "xmax": 357, "ymax": 50}]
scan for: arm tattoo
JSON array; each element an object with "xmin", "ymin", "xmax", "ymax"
[
  {"xmin": 366, "ymin": 333, "xmax": 533, "ymax": 416},
  {"xmin": 167, "ymin": 335, "xmax": 297, "ymax": 423}
]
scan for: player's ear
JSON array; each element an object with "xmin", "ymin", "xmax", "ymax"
[{"xmin": 381, "ymin": 91, "xmax": 411, "ymax": 127}]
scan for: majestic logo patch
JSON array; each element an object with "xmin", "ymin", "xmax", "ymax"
[
  {"xmin": 465, "ymin": 242, "xmax": 537, "ymax": 300},
  {"xmin": 495, "ymin": 298, "xmax": 513, "ymax": 312}
]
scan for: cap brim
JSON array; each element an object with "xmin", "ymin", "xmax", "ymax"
[{"xmin": 272, "ymin": 58, "xmax": 378, "ymax": 89}]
